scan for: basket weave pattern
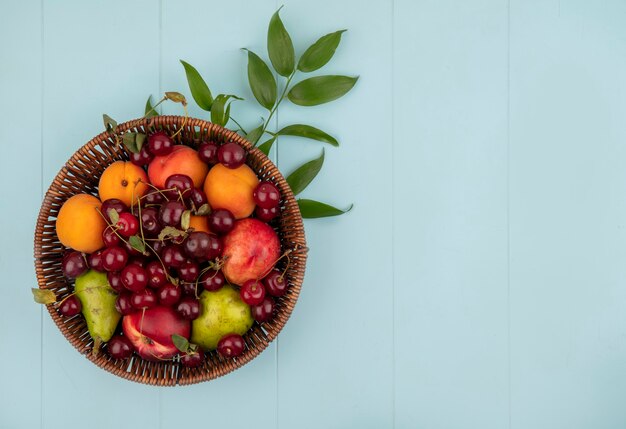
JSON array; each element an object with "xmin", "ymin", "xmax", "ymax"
[{"xmin": 34, "ymin": 116, "xmax": 307, "ymax": 386}]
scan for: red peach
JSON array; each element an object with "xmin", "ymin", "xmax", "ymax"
[
  {"xmin": 148, "ymin": 145, "xmax": 209, "ymax": 189},
  {"xmin": 122, "ymin": 306, "xmax": 190, "ymax": 361},
  {"xmin": 222, "ymin": 219, "xmax": 281, "ymax": 286}
]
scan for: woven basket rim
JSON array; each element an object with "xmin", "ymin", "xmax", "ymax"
[{"xmin": 34, "ymin": 115, "xmax": 307, "ymax": 386}]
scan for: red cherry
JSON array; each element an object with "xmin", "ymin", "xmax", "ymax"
[
  {"xmin": 107, "ymin": 335, "xmax": 134, "ymax": 359},
  {"xmin": 146, "ymin": 261, "xmax": 168, "ymax": 288},
  {"xmin": 240, "ymin": 280, "xmax": 266, "ymax": 306},
  {"xmin": 101, "ymin": 199, "xmax": 128, "ymax": 223},
  {"xmin": 62, "ymin": 251, "xmax": 89, "ymax": 278},
  {"xmin": 263, "ymin": 270, "xmax": 288, "ymax": 297},
  {"xmin": 88, "ymin": 249, "xmax": 106, "ymax": 272},
  {"xmin": 58, "ymin": 295, "xmax": 82, "ymax": 317},
  {"xmin": 251, "ymin": 296, "xmax": 275, "ymax": 322},
  {"xmin": 178, "ymin": 260, "xmax": 200, "ymax": 282},
  {"xmin": 121, "ymin": 263, "xmax": 148, "ymax": 292},
  {"xmin": 198, "ymin": 141, "xmax": 219, "ymax": 165},
  {"xmin": 157, "ymin": 283, "xmax": 182, "ymax": 306},
  {"xmin": 217, "ymin": 334, "xmax": 245, "ymax": 358},
  {"xmin": 253, "ymin": 182, "xmax": 280, "ymax": 209},
  {"xmin": 130, "ymin": 288, "xmax": 157, "ymax": 309},
  {"xmin": 207, "ymin": 209, "xmax": 235, "ymax": 235},
  {"xmin": 101, "ymin": 246, "xmax": 129, "ymax": 272},
  {"xmin": 116, "ymin": 213, "xmax": 139, "ymax": 237},
  {"xmin": 148, "ymin": 131, "xmax": 174, "ymax": 156},
  {"xmin": 130, "ymin": 145, "xmax": 153, "ymax": 166},
  {"xmin": 107, "ymin": 271, "xmax": 125, "ymax": 293},
  {"xmin": 176, "ymin": 296, "xmax": 200, "ymax": 320},
  {"xmin": 198, "ymin": 269, "xmax": 225, "ymax": 292},
  {"xmin": 181, "ymin": 348, "xmax": 205, "ymax": 367},
  {"xmin": 102, "ymin": 227, "xmax": 121, "ymax": 247},
  {"xmin": 255, "ymin": 205, "xmax": 280, "ymax": 222},
  {"xmin": 218, "ymin": 142, "xmax": 246, "ymax": 169},
  {"xmin": 115, "ymin": 293, "xmax": 135, "ymax": 315}
]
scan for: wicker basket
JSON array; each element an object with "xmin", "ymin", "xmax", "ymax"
[{"xmin": 34, "ymin": 115, "xmax": 307, "ymax": 386}]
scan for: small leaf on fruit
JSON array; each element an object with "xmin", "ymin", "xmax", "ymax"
[
  {"xmin": 107, "ymin": 209, "xmax": 120, "ymax": 225},
  {"xmin": 128, "ymin": 235, "xmax": 146, "ymax": 254},
  {"xmin": 288, "ymin": 75, "xmax": 358, "ymax": 106},
  {"xmin": 165, "ymin": 91, "xmax": 187, "ymax": 106},
  {"xmin": 298, "ymin": 30, "xmax": 346, "ymax": 73},
  {"xmin": 244, "ymin": 49, "xmax": 277, "ymax": 110},
  {"xmin": 103, "ymin": 114, "xmax": 117, "ymax": 134},
  {"xmin": 172, "ymin": 334, "xmax": 190, "ymax": 353},
  {"xmin": 145, "ymin": 95, "xmax": 159, "ymax": 118},
  {"xmin": 267, "ymin": 7, "xmax": 295, "ymax": 77},
  {"xmin": 246, "ymin": 124, "xmax": 264, "ymax": 145},
  {"xmin": 196, "ymin": 204, "xmax": 211, "ymax": 216},
  {"xmin": 158, "ymin": 226, "xmax": 188, "ymax": 242},
  {"xmin": 258, "ymin": 136, "xmax": 276, "ymax": 156},
  {"xmin": 277, "ymin": 124, "xmax": 338, "ymax": 146},
  {"xmin": 181, "ymin": 210, "xmax": 191, "ymax": 230},
  {"xmin": 297, "ymin": 199, "xmax": 353, "ymax": 218},
  {"xmin": 286, "ymin": 149, "xmax": 325, "ymax": 195},
  {"xmin": 32, "ymin": 288, "xmax": 56, "ymax": 305},
  {"xmin": 180, "ymin": 60, "xmax": 213, "ymax": 110}
]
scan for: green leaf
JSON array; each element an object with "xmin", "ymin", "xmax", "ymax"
[
  {"xmin": 145, "ymin": 95, "xmax": 159, "ymax": 118},
  {"xmin": 122, "ymin": 132, "xmax": 146, "ymax": 154},
  {"xmin": 211, "ymin": 94, "xmax": 242, "ymax": 127},
  {"xmin": 244, "ymin": 49, "xmax": 277, "ymax": 110},
  {"xmin": 107, "ymin": 209, "xmax": 120, "ymax": 225},
  {"xmin": 171, "ymin": 334, "xmax": 190, "ymax": 353},
  {"xmin": 258, "ymin": 137, "xmax": 276, "ymax": 156},
  {"xmin": 180, "ymin": 60, "xmax": 213, "ymax": 110},
  {"xmin": 297, "ymin": 199, "xmax": 353, "ymax": 218},
  {"xmin": 195, "ymin": 204, "xmax": 211, "ymax": 216},
  {"xmin": 246, "ymin": 124, "xmax": 264, "ymax": 145},
  {"xmin": 267, "ymin": 7, "xmax": 295, "ymax": 77},
  {"xmin": 103, "ymin": 114, "xmax": 117, "ymax": 134},
  {"xmin": 128, "ymin": 235, "xmax": 146, "ymax": 254},
  {"xmin": 165, "ymin": 91, "xmax": 187, "ymax": 105},
  {"xmin": 288, "ymin": 75, "xmax": 358, "ymax": 106},
  {"xmin": 277, "ymin": 124, "xmax": 338, "ymax": 146},
  {"xmin": 32, "ymin": 288, "xmax": 56, "ymax": 304},
  {"xmin": 181, "ymin": 210, "xmax": 191, "ymax": 230},
  {"xmin": 298, "ymin": 30, "xmax": 346, "ymax": 73},
  {"xmin": 158, "ymin": 226, "xmax": 188, "ymax": 242},
  {"xmin": 286, "ymin": 149, "xmax": 324, "ymax": 195}
]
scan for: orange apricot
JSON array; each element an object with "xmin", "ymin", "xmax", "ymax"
[
  {"xmin": 98, "ymin": 161, "xmax": 149, "ymax": 207},
  {"xmin": 56, "ymin": 194, "xmax": 106, "ymax": 253},
  {"xmin": 203, "ymin": 164, "xmax": 259, "ymax": 219}
]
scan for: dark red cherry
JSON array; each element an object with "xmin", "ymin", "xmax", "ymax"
[
  {"xmin": 88, "ymin": 249, "xmax": 106, "ymax": 272},
  {"xmin": 130, "ymin": 145, "xmax": 153, "ymax": 166},
  {"xmin": 251, "ymin": 296, "xmax": 275, "ymax": 322},
  {"xmin": 107, "ymin": 335, "xmax": 134, "ymax": 359},
  {"xmin": 130, "ymin": 288, "xmax": 157, "ymax": 309},
  {"xmin": 218, "ymin": 142, "xmax": 246, "ymax": 169},
  {"xmin": 198, "ymin": 141, "xmax": 219, "ymax": 165},
  {"xmin": 207, "ymin": 209, "xmax": 235, "ymax": 235},
  {"xmin": 181, "ymin": 348, "xmax": 205, "ymax": 368},
  {"xmin": 176, "ymin": 296, "xmax": 200, "ymax": 320},
  {"xmin": 198, "ymin": 269, "xmax": 225, "ymax": 292},
  {"xmin": 148, "ymin": 131, "xmax": 174, "ymax": 156},
  {"xmin": 240, "ymin": 279, "xmax": 266, "ymax": 306},
  {"xmin": 58, "ymin": 295, "xmax": 82, "ymax": 317},
  {"xmin": 157, "ymin": 283, "xmax": 181, "ymax": 306},
  {"xmin": 115, "ymin": 293, "xmax": 135, "ymax": 315},
  {"xmin": 217, "ymin": 334, "xmax": 245, "ymax": 358},
  {"xmin": 253, "ymin": 182, "xmax": 280, "ymax": 209},
  {"xmin": 263, "ymin": 270, "xmax": 288, "ymax": 297},
  {"xmin": 255, "ymin": 205, "xmax": 279, "ymax": 223},
  {"xmin": 101, "ymin": 199, "xmax": 128, "ymax": 223},
  {"xmin": 62, "ymin": 251, "xmax": 89, "ymax": 278}
]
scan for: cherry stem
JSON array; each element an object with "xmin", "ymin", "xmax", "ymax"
[
  {"xmin": 143, "ymin": 96, "xmax": 167, "ymax": 119},
  {"xmin": 171, "ymin": 104, "xmax": 189, "ymax": 140}
]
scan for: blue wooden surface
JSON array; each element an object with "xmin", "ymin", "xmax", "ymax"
[{"xmin": 2, "ymin": 0, "xmax": 626, "ymax": 428}]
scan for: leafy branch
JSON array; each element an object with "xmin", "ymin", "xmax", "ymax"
[{"xmin": 164, "ymin": 7, "xmax": 356, "ymax": 218}]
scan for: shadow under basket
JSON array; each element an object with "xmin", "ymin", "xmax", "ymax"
[{"xmin": 34, "ymin": 115, "xmax": 307, "ymax": 386}]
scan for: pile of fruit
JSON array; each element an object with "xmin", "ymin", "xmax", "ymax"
[{"xmin": 51, "ymin": 131, "xmax": 290, "ymax": 367}]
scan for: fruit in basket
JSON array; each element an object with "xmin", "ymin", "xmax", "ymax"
[
  {"xmin": 188, "ymin": 215, "xmax": 211, "ymax": 233},
  {"xmin": 148, "ymin": 145, "xmax": 209, "ymax": 188},
  {"xmin": 217, "ymin": 333, "xmax": 245, "ymax": 358},
  {"xmin": 55, "ymin": 194, "xmax": 107, "ymax": 253},
  {"xmin": 122, "ymin": 305, "xmax": 191, "ymax": 361},
  {"xmin": 222, "ymin": 218, "xmax": 280, "ymax": 285},
  {"xmin": 74, "ymin": 270, "xmax": 121, "ymax": 352},
  {"xmin": 203, "ymin": 164, "xmax": 259, "ymax": 219},
  {"xmin": 61, "ymin": 251, "xmax": 89, "ymax": 278},
  {"xmin": 191, "ymin": 286, "xmax": 253, "ymax": 350},
  {"xmin": 98, "ymin": 161, "xmax": 149, "ymax": 207}
]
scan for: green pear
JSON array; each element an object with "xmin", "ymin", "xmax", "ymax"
[
  {"xmin": 74, "ymin": 270, "xmax": 120, "ymax": 354},
  {"xmin": 191, "ymin": 285, "xmax": 253, "ymax": 350}
]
